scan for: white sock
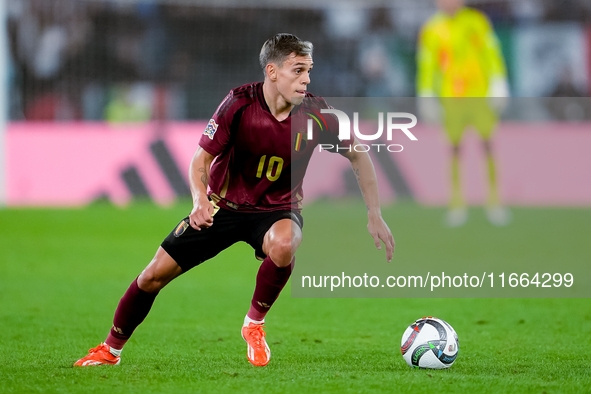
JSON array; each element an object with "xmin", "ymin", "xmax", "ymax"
[
  {"xmin": 243, "ymin": 315, "xmax": 264, "ymax": 327},
  {"xmin": 107, "ymin": 344, "xmax": 122, "ymax": 357}
]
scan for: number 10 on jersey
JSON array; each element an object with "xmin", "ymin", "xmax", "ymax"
[{"xmin": 256, "ymin": 155, "xmax": 284, "ymax": 181}]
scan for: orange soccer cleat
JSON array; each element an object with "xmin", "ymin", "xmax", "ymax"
[
  {"xmin": 73, "ymin": 343, "xmax": 121, "ymax": 367},
  {"xmin": 241, "ymin": 322, "xmax": 271, "ymax": 366}
]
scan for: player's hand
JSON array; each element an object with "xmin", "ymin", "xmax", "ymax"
[
  {"xmin": 188, "ymin": 197, "xmax": 214, "ymax": 231},
  {"xmin": 487, "ymin": 76, "xmax": 510, "ymax": 114},
  {"xmin": 367, "ymin": 213, "xmax": 395, "ymax": 263}
]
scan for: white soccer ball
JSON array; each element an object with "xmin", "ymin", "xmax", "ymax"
[{"xmin": 400, "ymin": 316, "xmax": 459, "ymax": 369}]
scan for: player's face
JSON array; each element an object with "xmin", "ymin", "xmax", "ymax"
[
  {"xmin": 276, "ymin": 52, "xmax": 313, "ymax": 105},
  {"xmin": 436, "ymin": 0, "xmax": 465, "ymax": 15}
]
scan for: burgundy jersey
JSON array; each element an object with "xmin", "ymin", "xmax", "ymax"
[{"xmin": 199, "ymin": 82, "xmax": 348, "ymax": 212}]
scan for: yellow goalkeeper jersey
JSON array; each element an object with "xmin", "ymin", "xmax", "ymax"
[{"xmin": 417, "ymin": 7, "xmax": 507, "ymax": 97}]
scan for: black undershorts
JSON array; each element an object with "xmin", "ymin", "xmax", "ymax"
[{"xmin": 161, "ymin": 208, "xmax": 303, "ymax": 272}]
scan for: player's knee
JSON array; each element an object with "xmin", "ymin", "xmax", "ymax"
[
  {"xmin": 268, "ymin": 237, "xmax": 293, "ymax": 268},
  {"xmin": 482, "ymin": 140, "xmax": 492, "ymax": 155},
  {"xmin": 137, "ymin": 271, "xmax": 168, "ymax": 293}
]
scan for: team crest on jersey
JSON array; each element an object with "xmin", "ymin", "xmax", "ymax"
[
  {"xmin": 204, "ymin": 119, "xmax": 218, "ymax": 140},
  {"xmin": 294, "ymin": 130, "xmax": 308, "ymax": 152},
  {"xmin": 173, "ymin": 219, "xmax": 189, "ymax": 237}
]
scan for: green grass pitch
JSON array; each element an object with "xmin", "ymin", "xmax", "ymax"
[{"xmin": 1, "ymin": 201, "xmax": 590, "ymax": 393}]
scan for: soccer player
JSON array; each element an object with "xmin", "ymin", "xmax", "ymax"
[
  {"xmin": 74, "ymin": 33, "xmax": 394, "ymax": 367},
  {"xmin": 417, "ymin": 0, "xmax": 511, "ymax": 226}
]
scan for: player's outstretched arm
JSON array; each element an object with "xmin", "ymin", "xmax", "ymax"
[
  {"xmin": 188, "ymin": 145, "xmax": 216, "ymax": 231},
  {"xmin": 340, "ymin": 143, "xmax": 395, "ymax": 262}
]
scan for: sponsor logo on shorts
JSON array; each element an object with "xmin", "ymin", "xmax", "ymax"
[
  {"xmin": 174, "ymin": 220, "xmax": 189, "ymax": 237},
  {"xmin": 204, "ymin": 119, "xmax": 218, "ymax": 140}
]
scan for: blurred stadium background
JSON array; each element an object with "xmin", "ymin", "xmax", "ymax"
[
  {"xmin": 1, "ymin": 0, "xmax": 590, "ymax": 207},
  {"xmin": 6, "ymin": 0, "xmax": 591, "ymax": 120}
]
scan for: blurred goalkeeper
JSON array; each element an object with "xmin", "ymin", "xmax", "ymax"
[
  {"xmin": 417, "ymin": 0, "xmax": 511, "ymax": 226},
  {"xmin": 73, "ymin": 33, "xmax": 394, "ymax": 368}
]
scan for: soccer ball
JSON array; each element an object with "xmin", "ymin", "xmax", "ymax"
[{"xmin": 400, "ymin": 317, "xmax": 459, "ymax": 369}]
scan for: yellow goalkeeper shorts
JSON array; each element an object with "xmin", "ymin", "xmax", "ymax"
[{"xmin": 440, "ymin": 98, "xmax": 498, "ymax": 145}]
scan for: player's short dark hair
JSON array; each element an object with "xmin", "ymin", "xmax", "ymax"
[{"xmin": 259, "ymin": 33, "xmax": 313, "ymax": 71}]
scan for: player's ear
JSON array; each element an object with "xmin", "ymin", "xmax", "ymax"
[{"xmin": 266, "ymin": 63, "xmax": 277, "ymax": 82}]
